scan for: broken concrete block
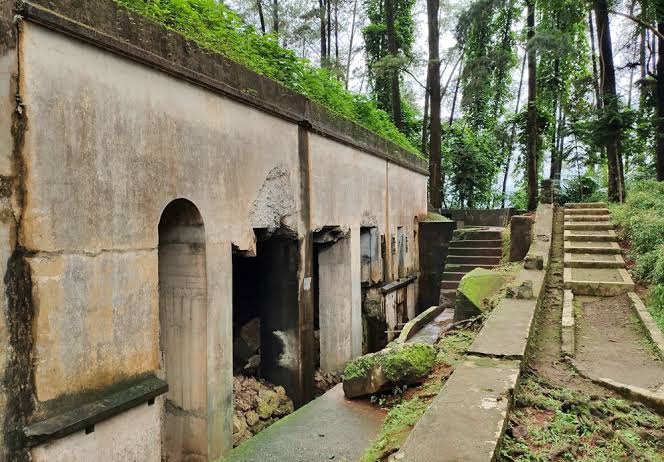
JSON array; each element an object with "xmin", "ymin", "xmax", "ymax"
[
  {"xmin": 509, "ymin": 215, "xmax": 533, "ymax": 262},
  {"xmin": 514, "ymin": 280, "xmax": 534, "ymax": 300},
  {"xmin": 342, "ymin": 343, "xmax": 436, "ymax": 399},
  {"xmin": 453, "ymin": 268, "xmax": 505, "ymax": 321},
  {"xmin": 524, "ymin": 254, "xmax": 543, "ymax": 270}
]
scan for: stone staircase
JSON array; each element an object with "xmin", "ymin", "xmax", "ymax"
[
  {"xmin": 563, "ymin": 202, "xmax": 634, "ymax": 295},
  {"xmin": 440, "ymin": 228, "xmax": 503, "ymax": 306}
]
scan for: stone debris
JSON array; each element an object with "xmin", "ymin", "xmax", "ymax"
[
  {"xmin": 314, "ymin": 369, "xmax": 341, "ymax": 396},
  {"xmin": 232, "ymin": 375, "xmax": 294, "ymax": 447}
]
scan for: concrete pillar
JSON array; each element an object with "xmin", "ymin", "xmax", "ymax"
[
  {"xmin": 318, "ymin": 230, "xmax": 362, "ymax": 373},
  {"xmin": 509, "ymin": 216, "xmax": 533, "ymax": 262},
  {"xmin": 417, "ymin": 220, "xmax": 455, "ymax": 312}
]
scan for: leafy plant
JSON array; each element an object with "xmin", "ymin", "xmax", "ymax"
[{"xmin": 114, "ymin": 0, "xmax": 421, "ymax": 155}]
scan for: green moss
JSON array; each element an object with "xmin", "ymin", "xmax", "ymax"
[
  {"xmin": 342, "ymin": 344, "xmax": 436, "ymax": 382},
  {"xmin": 422, "ymin": 212, "xmax": 452, "ymax": 223},
  {"xmin": 500, "ymin": 374, "xmax": 664, "ymax": 461},
  {"xmin": 381, "ymin": 344, "xmax": 436, "ymax": 382},
  {"xmin": 359, "ymin": 397, "xmax": 430, "ymax": 462},
  {"xmin": 113, "ymin": 0, "xmax": 421, "ymax": 155},
  {"xmin": 457, "ymin": 268, "xmax": 505, "ymax": 309}
]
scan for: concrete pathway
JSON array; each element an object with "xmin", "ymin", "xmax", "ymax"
[
  {"xmin": 225, "ymin": 385, "xmax": 384, "ymax": 462},
  {"xmin": 563, "ymin": 203, "xmax": 663, "ymax": 393}
]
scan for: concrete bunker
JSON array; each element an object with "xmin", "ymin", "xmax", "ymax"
[{"xmin": 158, "ymin": 199, "xmax": 208, "ymax": 461}]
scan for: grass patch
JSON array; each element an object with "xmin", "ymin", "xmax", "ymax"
[{"xmin": 499, "ymin": 374, "xmax": 664, "ymax": 461}]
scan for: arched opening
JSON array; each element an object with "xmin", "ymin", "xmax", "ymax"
[{"xmin": 158, "ymin": 199, "xmax": 208, "ymax": 461}]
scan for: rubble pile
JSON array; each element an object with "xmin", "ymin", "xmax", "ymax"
[
  {"xmin": 232, "ymin": 375, "xmax": 294, "ymax": 447},
  {"xmin": 314, "ymin": 369, "xmax": 341, "ymax": 396}
]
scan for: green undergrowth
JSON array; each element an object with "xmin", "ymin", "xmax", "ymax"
[
  {"xmin": 359, "ymin": 328, "xmax": 479, "ymax": 462},
  {"xmin": 610, "ymin": 180, "xmax": 664, "ymax": 334},
  {"xmin": 114, "ymin": 0, "xmax": 420, "ymax": 155},
  {"xmin": 499, "ymin": 374, "xmax": 664, "ymax": 462}
]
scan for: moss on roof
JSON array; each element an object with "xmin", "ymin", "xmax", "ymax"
[{"xmin": 114, "ymin": 0, "xmax": 422, "ymax": 157}]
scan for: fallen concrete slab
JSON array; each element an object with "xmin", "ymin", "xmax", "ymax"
[
  {"xmin": 225, "ymin": 385, "xmax": 385, "ymax": 462},
  {"xmin": 393, "ymin": 356, "xmax": 521, "ymax": 462}
]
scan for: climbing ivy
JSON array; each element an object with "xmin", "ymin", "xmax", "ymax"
[{"xmin": 114, "ymin": 0, "xmax": 421, "ymax": 155}]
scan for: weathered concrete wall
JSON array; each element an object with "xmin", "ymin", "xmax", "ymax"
[
  {"xmin": 31, "ymin": 399, "xmax": 162, "ymax": 462},
  {"xmin": 3, "ymin": 6, "xmax": 428, "ymax": 460},
  {"xmin": 439, "ymin": 208, "xmax": 517, "ymax": 227}
]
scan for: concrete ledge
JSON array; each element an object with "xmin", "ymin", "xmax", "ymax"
[
  {"xmin": 524, "ymin": 204, "xmax": 554, "ymax": 270},
  {"xmin": 565, "ymin": 208, "xmax": 610, "ymax": 216},
  {"xmin": 23, "ymin": 375, "xmax": 168, "ymax": 447},
  {"xmin": 563, "ymin": 267, "xmax": 635, "ymax": 296},
  {"xmin": 564, "ymin": 253, "xmax": 625, "ymax": 268},
  {"xmin": 394, "ymin": 356, "xmax": 521, "ymax": 462},
  {"xmin": 563, "ymin": 222, "xmax": 613, "ymax": 231},
  {"xmin": 561, "ymin": 290, "xmax": 575, "ymax": 357},
  {"xmin": 565, "ymin": 214, "xmax": 610, "ymax": 222},
  {"xmin": 565, "ymin": 202, "xmax": 607, "ymax": 209},
  {"xmin": 396, "ymin": 305, "xmax": 444, "ymax": 343},
  {"xmin": 628, "ymin": 292, "xmax": 664, "ymax": 360},
  {"xmin": 570, "ymin": 361, "xmax": 664, "ymax": 414},
  {"xmin": 467, "ymin": 298, "xmax": 537, "ymax": 359},
  {"xmin": 564, "ymin": 241, "xmax": 621, "ymax": 254}
]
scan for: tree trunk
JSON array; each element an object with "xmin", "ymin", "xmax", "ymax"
[
  {"xmin": 334, "ymin": 0, "xmax": 339, "ymax": 66},
  {"xmin": 589, "ymin": 11, "xmax": 602, "ymax": 111},
  {"xmin": 501, "ymin": 51, "xmax": 526, "ymax": 208},
  {"xmin": 345, "ymin": 0, "xmax": 358, "ymax": 88},
  {"xmin": 327, "ymin": 0, "xmax": 332, "ymax": 67},
  {"xmin": 256, "ymin": 0, "xmax": 266, "ymax": 34},
  {"xmin": 526, "ymin": 0, "xmax": 538, "ymax": 211},
  {"xmin": 385, "ymin": 0, "xmax": 402, "ymax": 128},
  {"xmin": 421, "ymin": 79, "xmax": 429, "ymax": 154},
  {"xmin": 656, "ymin": 21, "xmax": 664, "ymax": 180},
  {"xmin": 320, "ymin": 0, "xmax": 327, "ymax": 67},
  {"xmin": 427, "ymin": 0, "xmax": 442, "ymax": 208},
  {"xmin": 448, "ymin": 61, "xmax": 462, "ymax": 127},
  {"xmin": 272, "ymin": 0, "xmax": 279, "ymax": 35},
  {"xmin": 595, "ymin": 0, "xmax": 625, "ymax": 201}
]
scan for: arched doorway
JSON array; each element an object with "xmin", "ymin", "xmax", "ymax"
[{"xmin": 159, "ymin": 199, "xmax": 208, "ymax": 461}]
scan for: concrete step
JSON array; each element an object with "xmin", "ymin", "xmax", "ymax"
[
  {"xmin": 564, "ymin": 252, "xmax": 626, "ymax": 269},
  {"xmin": 564, "ymin": 222, "xmax": 613, "ymax": 231},
  {"xmin": 564, "ymin": 230, "xmax": 617, "ymax": 242},
  {"xmin": 563, "ymin": 267, "xmax": 635, "ymax": 296},
  {"xmin": 564, "ymin": 241, "xmax": 622, "ymax": 254},
  {"xmin": 447, "ymin": 247, "xmax": 502, "ymax": 257},
  {"xmin": 565, "ymin": 214, "xmax": 611, "ymax": 222},
  {"xmin": 457, "ymin": 231, "xmax": 502, "ymax": 240},
  {"xmin": 565, "ymin": 202, "xmax": 607, "ymax": 209},
  {"xmin": 440, "ymin": 271, "xmax": 466, "ymax": 281},
  {"xmin": 440, "ymin": 280, "xmax": 461, "ymax": 290},
  {"xmin": 444, "ymin": 263, "xmax": 500, "ymax": 273},
  {"xmin": 565, "ymin": 208, "xmax": 609, "ymax": 216},
  {"xmin": 449, "ymin": 239, "xmax": 502, "ymax": 249},
  {"xmin": 447, "ymin": 255, "xmax": 502, "ymax": 265}
]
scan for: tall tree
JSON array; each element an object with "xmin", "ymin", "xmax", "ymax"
[
  {"xmin": 344, "ymin": 0, "xmax": 359, "ymax": 88},
  {"xmin": 319, "ymin": 0, "xmax": 328, "ymax": 66},
  {"xmin": 256, "ymin": 0, "xmax": 266, "ymax": 34},
  {"xmin": 501, "ymin": 51, "xmax": 526, "ymax": 208},
  {"xmin": 594, "ymin": 0, "xmax": 625, "ymax": 201},
  {"xmin": 526, "ymin": 0, "xmax": 538, "ymax": 210},
  {"xmin": 272, "ymin": 0, "xmax": 279, "ymax": 34},
  {"xmin": 427, "ymin": 0, "xmax": 442, "ymax": 208},
  {"xmin": 385, "ymin": 0, "xmax": 403, "ymax": 127}
]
